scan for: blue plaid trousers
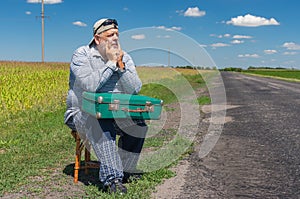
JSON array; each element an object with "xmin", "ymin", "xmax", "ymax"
[{"xmin": 75, "ymin": 113, "xmax": 147, "ymax": 186}]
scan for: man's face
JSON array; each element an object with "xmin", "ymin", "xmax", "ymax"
[{"xmin": 95, "ymin": 28, "xmax": 119, "ymax": 49}]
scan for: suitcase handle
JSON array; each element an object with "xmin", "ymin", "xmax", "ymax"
[{"xmin": 121, "ymin": 104, "xmax": 154, "ymax": 113}]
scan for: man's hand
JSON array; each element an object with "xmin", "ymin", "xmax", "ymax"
[
  {"xmin": 106, "ymin": 41, "xmax": 124, "ymax": 70},
  {"xmin": 117, "ymin": 50, "xmax": 124, "ymax": 70},
  {"xmin": 106, "ymin": 41, "xmax": 122, "ymax": 64}
]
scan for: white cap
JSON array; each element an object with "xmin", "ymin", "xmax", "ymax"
[{"xmin": 89, "ymin": 18, "xmax": 118, "ymax": 45}]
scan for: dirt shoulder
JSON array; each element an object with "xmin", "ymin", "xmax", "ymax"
[{"xmin": 151, "ymin": 107, "xmax": 210, "ymax": 198}]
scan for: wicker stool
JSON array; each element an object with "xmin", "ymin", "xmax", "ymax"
[{"xmin": 71, "ymin": 130, "xmax": 100, "ymax": 183}]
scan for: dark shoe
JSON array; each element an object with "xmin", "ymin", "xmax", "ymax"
[
  {"xmin": 108, "ymin": 179, "xmax": 127, "ymax": 194},
  {"xmin": 123, "ymin": 172, "xmax": 143, "ymax": 183}
]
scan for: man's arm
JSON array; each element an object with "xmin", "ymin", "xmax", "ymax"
[
  {"xmin": 70, "ymin": 46, "xmax": 117, "ymax": 92},
  {"xmin": 117, "ymin": 52, "xmax": 142, "ymax": 94}
]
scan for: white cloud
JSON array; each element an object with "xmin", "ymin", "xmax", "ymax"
[
  {"xmin": 155, "ymin": 26, "xmax": 182, "ymax": 31},
  {"xmin": 226, "ymin": 14, "xmax": 280, "ymax": 27},
  {"xmin": 238, "ymin": 54, "xmax": 260, "ymax": 58},
  {"xmin": 264, "ymin": 49, "xmax": 277, "ymax": 54},
  {"xmin": 210, "ymin": 34, "xmax": 231, "ymax": 38},
  {"xmin": 156, "ymin": 26, "xmax": 166, "ymax": 30},
  {"xmin": 170, "ymin": 26, "xmax": 182, "ymax": 31},
  {"xmin": 283, "ymin": 51, "xmax": 297, "ymax": 55},
  {"xmin": 72, "ymin": 21, "xmax": 87, "ymax": 27},
  {"xmin": 211, "ymin": 43, "xmax": 230, "ymax": 48},
  {"xmin": 231, "ymin": 40, "xmax": 244, "ymax": 44},
  {"xmin": 282, "ymin": 42, "xmax": 300, "ymax": 50},
  {"xmin": 233, "ymin": 35, "xmax": 253, "ymax": 39},
  {"xmin": 27, "ymin": 0, "xmax": 63, "ymax": 4},
  {"xmin": 157, "ymin": 35, "xmax": 171, "ymax": 39},
  {"xmin": 216, "ymin": 34, "xmax": 231, "ymax": 38},
  {"xmin": 25, "ymin": 11, "xmax": 31, "ymax": 15},
  {"xmin": 131, "ymin": 34, "xmax": 146, "ymax": 40},
  {"xmin": 184, "ymin": 7, "xmax": 206, "ymax": 17}
]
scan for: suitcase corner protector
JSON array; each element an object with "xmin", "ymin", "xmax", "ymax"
[
  {"xmin": 97, "ymin": 96, "xmax": 103, "ymax": 103},
  {"xmin": 96, "ymin": 112, "xmax": 102, "ymax": 119}
]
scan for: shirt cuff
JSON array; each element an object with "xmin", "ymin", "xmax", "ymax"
[
  {"xmin": 106, "ymin": 60, "xmax": 118, "ymax": 71},
  {"xmin": 117, "ymin": 67, "xmax": 126, "ymax": 73}
]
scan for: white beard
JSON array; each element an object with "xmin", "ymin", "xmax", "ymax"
[{"xmin": 96, "ymin": 41, "xmax": 107, "ymax": 62}]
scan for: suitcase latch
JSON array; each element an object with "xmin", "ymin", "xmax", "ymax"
[
  {"xmin": 109, "ymin": 100, "xmax": 120, "ymax": 111},
  {"xmin": 145, "ymin": 101, "xmax": 154, "ymax": 112}
]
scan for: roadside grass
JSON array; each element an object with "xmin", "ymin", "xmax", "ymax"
[
  {"xmin": 0, "ymin": 107, "xmax": 73, "ymax": 196},
  {"xmin": 182, "ymin": 74, "xmax": 206, "ymax": 89},
  {"xmin": 84, "ymin": 169, "xmax": 175, "ymax": 199},
  {"xmin": 142, "ymin": 129, "xmax": 177, "ymax": 148},
  {"xmin": 0, "ymin": 62, "xmax": 210, "ymax": 198},
  {"xmin": 197, "ymin": 96, "xmax": 211, "ymax": 105},
  {"xmin": 140, "ymin": 72, "xmax": 206, "ymax": 105},
  {"xmin": 140, "ymin": 83, "xmax": 176, "ymax": 105},
  {"xmin": 242, "ymin": 69, "xmax": 300, "ymax": 82}
]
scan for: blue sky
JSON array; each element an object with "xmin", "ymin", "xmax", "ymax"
[{"xmin": 1, "ymin": 0, "xmax": 300, "ymax": 69}]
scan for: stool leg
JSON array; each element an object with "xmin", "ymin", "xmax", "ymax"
[
  {"xmin": 85, "ymin": 148, "xmax": 91, "ymax": 174},
  {"xmin": 74, "ymin": 133, "xmax": 81, "ymax": 183}
]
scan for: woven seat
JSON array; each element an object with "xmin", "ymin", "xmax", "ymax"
[{"xmin": 71, "ymin": 130, "xmax": 100, "ymax": 183}]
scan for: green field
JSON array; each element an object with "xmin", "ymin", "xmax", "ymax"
[
  {"xmin": 0, "ymin": 61, "xmax": 209, "ymax": 198},
  {"xmin": 243, "ymin": 69, "xmax": 300, "ymax": 81}
]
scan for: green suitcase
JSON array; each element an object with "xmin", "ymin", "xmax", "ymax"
[{"xmin": 81, "ymin": 92, "xmax": 163, "ymax": 120}]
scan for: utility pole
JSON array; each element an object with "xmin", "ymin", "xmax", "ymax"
[{"xmin": 41, "ymin": 0, "xmax": 45, "ymax": 62}]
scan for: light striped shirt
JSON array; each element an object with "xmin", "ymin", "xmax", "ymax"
[{"xmin": 64, "ymin": 43, "xmax": 142, "ymax": 127}]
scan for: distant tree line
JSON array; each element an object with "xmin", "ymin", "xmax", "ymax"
[
  {"xmin": 247, "ymin": 66, "xmax": 288, "ymax": 70},
  {"xmin": 137, "ymin": 65, "xmax": 298, "ymax": 71},
  {"xmin": 174, "ymin": 65, "xmax": 218, "ymax": 70},
  {"xmin": 220, "ymin": 67, "xmax": 243, "ymax": 72},
  {"xmin": 220, "ymin": 66, "xmax": 297, "ymax": 72}
]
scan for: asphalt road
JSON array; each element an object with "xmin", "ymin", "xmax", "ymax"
[{"xmin": 179, "ymin": 72, "xmax": 300, "ymax": 198}]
